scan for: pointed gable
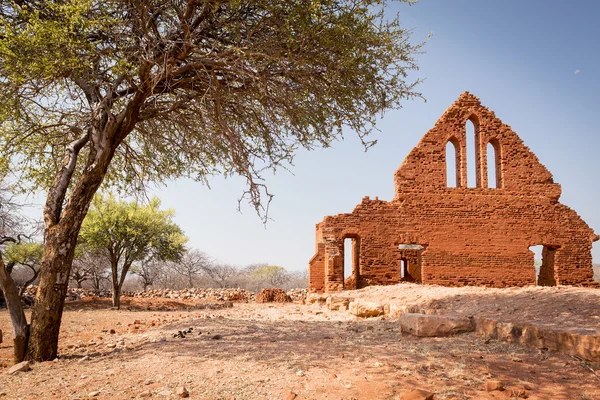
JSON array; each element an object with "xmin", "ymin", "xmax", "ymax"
[{"xmin": 393, "ymin": 92, "xmax": 560, "ymax": 201}]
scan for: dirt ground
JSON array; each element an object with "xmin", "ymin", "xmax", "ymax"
[{"xmin": 0, "ymin": 284, "xmax": 599, "ymax": 400}]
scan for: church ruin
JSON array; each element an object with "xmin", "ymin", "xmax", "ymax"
[{"xmin": 309, "ymin": 92, "xmax": 598, "ymax": 292}]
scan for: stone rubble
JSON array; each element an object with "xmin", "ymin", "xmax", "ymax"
[{"xmin": 15, "ymin": 286, "xmax": 308, "ymax": 307}]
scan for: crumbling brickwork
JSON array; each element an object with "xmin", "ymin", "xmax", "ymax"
[{"xmin": 309, "ymin": 93, "xmax": 599, "ymax": 292}]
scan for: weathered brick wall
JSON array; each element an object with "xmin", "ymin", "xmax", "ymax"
[{"xmin": 308, "ymin": 92, "xmax": 598, "ymax": 292}]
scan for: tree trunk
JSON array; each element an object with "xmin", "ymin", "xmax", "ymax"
[
  {"xmin": 0, "ymin": 260, "xmax": 29, "ymax": 363},
  {"xmin": 112, "ymin": 284, "xmax": 121, "ymax": 309},
  {"xmin": 27, "ymin": 229, "xmax": 78, "ymax": 361}
]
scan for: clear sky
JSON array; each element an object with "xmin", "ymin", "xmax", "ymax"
[
  {"xmin": 22, "ymin": 1, "xmax": 600, "ymax": 271},
  {"xmin": 147, "ymin": 0, "xmax": 600, "ymax": 271}
]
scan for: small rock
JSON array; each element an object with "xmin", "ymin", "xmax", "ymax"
[
  {"xmin": 211, "ymin": 334, "xmax": 223, "ymax": 340},
  {"xmin": 399, "ymin": 389, "xmax": 435, "ymax": 400},
  {"xmin": 175, "ymin": 387, "xmax": 189, "ymax": 398},
  {"xmin": 88, "ymin": 391, "xmax": 100, "ymax": 397},
  {"xmin": 348, "ymin": 300, "xmax": 384, "ymax": 318},
  {"xmin": 144, "ymin": 378, "xmax": 153, "ymax": 385},
  {"xmin": 109, "ymin": 329, "xmax": 116, "ymax": 334},
  {"xmin": 296, "ymin": 370, "xmax": 305, "ymax": 377},
  {"xmin": 287, "ymin": 391, "xmax": 297, "ymax": 400},
  {"xmin": 79, "ymin": 356, "xmax": 90, "ymax": 363},
  {"xmin": 157, "ymin": 389, "xmax": 172, "ymax": 397},
  {"xmin": 138, "ymin": 390, "xmax": 152, "ymax": 398},
  {"xmin": 107, "ymin": 343, "xmax": 117, "ymax": 348},
  {"xmin": 485, "ymin": 380, "xmax": 505, "ymax": 392},
  {"xmin": 7, "ymin": 361, "xmax": 31, "ymax": 375}
]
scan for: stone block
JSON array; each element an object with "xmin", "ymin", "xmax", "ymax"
[{"xmin": 399, "ymin": 313, "xmax": 473, "ymax": 337}]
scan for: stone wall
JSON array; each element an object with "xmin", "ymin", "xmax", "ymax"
[{"xmin": 309, "ymin": 92, "xmax": 598, "ymax": 292}]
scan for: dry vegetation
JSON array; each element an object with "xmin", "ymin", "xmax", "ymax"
[{"xmin": 1, "ymin": 284, "xmax": 599, "ymax": 400}]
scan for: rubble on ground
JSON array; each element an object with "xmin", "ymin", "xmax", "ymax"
[
  {"xmin": 12, "ymin": 286, "xmax": 309, "ymax": 307},
  {"xmin": 255, "ymin": 288, "xmax": 292, "ymax": 303}
]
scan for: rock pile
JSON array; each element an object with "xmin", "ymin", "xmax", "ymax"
[
  {"xmin": 287, "ymin": 288, "xmax": 309, "ymax": 302},
  {"xmin": 255, "ymin": 288, "xmax": 292, "ymax": 303},
  {"xmin": 7, "ymin": 286, "xmax": 309, "ymax": 307},
  {"xmin": 122, "ymin": 288, "xmax": 255, "ymax": 302}
]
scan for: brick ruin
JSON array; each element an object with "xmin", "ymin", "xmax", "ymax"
[{"xmin": 309, "ymin": 92, "xmax": 599, "ymax": 293}]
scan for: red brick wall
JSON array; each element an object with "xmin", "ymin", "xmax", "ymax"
[{"xmin": 309, "ymin": 93, "xmax": 598, "ymax": 292}]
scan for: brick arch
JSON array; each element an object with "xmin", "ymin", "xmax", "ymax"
[
  {"xmin": 445, "ymin": 136, "xmax": 462, "ymax": 188},
  {"xmin": 486, "ymin": 138, "xmax": 502, "ymax": 188},
  {"xmin": 465, "ymin": 114, "xmax": 482, "ymax": 188}
]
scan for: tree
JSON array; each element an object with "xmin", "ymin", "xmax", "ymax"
[
  {"xmin": 71, "ymin": 249, "xmax": 111, "ymax": 292},
  {"xmin": 79, "ymin": 195, "xmax": 187, "ymax": 308},
  {"xmin": 131, "ymin": 260, "xmax": 164, "ymax": 291},
  {"xmin": 173, "ymin": 249, "xmax": 211, "ymax": 288},
  {"xmin": 0, "ymin": 0, "xmax": 423, "ymax": 360},
  {"xmin": 4, "ymin": 242, "xmax": 43, "ymax": 297},
  {"xmin": 0, "ymin": 186, "xmax": 31, "ymax": 362},
  {"xmin": 70, "ymin": 259, "xmax": 90, "ymax": 289},
  {"xmin": 202, "ymin": 263, "xmax": 238, "ymax": 288},
  {"xmin": 251, "ymin": 265, "xmax": 290, "ymax": 287}
]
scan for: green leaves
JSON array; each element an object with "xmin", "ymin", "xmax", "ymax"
[
  {"xmin": 0, "ymin": 0, "xmax": 98, "ymax": 83},
  {"xmin": 5, "ymin": 242, "xmax": 44, "ymax": 267},
  {"xmin": 0, "ymin": 0, "xmax": 423, "ymax": 220},
  {"xmin": 79, "ymin": 194, "xmax": 188, "ymax": 267}
]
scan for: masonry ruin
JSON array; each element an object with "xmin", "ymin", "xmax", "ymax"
[{"xmin": 309, "ymin": 92, "xmax": 599, "ymax": 293}]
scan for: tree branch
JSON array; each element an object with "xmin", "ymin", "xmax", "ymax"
[{"xmin": 44, "ymin": 130, "xmax": 91, "ymax": 226}]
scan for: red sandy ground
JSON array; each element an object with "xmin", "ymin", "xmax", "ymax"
[{"xmin": 0, "ymin": 284, "xmax": 599, "ymax": 400}]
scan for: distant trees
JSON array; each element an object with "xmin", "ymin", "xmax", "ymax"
[
  {"xmin": 171, "ymin": 250, "xmax": 211, "ymax": 288},
  {"xmin": 70, "ymin": 251, "xmax": 111, "ymax": 292},
  {"xmin": 79, "ymin": 196, "xmax": 187, "ymax": 308},
  {"xmin": 131, "ymin": 260, "xmax": 163, "ymax": 291}
]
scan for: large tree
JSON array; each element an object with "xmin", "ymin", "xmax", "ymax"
[
  {"xmin": 79, "ymin": 195, "xmax": 187, "ymax": 308},
  {"xmin": 0, "ymin": 0, "xmax": 422, "ymax": 360}
]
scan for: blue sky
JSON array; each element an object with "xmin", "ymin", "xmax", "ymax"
[
  {"xmin": 148, "ymin": 0, "xmax": 600, "ymax": 271},
  {"xmin": 21, "ymin": 1, "xmax": 598, "ymax": 271}
]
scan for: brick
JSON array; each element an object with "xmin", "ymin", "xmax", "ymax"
[{"xmin": 309, "ymin": 92, "xmax": 598, "ymax": 292}]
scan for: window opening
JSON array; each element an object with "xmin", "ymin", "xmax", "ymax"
[
  {"xmin": 487, "ymin": 142, "xmax": 497, "ymax": 188},
  {"xmin": 446, "ymin": 140, "xmax": 459, "ymax": 188},
  {"xmin": 344, "ymin": 238, "xmax": 353, "ymax": 279},
  {"xmin": 466, "ymin": 119, "xmax": 478, "ymax": 188}
]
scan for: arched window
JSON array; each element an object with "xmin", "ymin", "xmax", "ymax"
[
  {"xmin": 487, "ymin": 139, "xmax": 502, "ymax": 188},
  {"xmin": 465, "ymin": 117, "xmax": 481, "ymax": 188},
  {"xmin": 446, "ymin": 139, "xmax": 460, "ymax": 187}
]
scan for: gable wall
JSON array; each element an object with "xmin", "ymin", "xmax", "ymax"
[{"xmin": 309, "ymin": 93, "xmax": 598, "ymax": 292}]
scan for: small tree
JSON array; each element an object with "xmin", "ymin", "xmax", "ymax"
[
  {"xmin": 4, "ymin": 242, "xmax": 43, "ymax": 297},
  {"xmin": 0, "ymin": 186, "xmax": 32, "ymax": 362},
  {"xmin": 251, "ymin": 265, "xmax": 290, "ymax": 287},
  {"xmin": 69, "ymin": 261, "xmax": 89, "ymax": 289},
  {"xmin": 202, "ymin": 263, "xmax": 238, "ymax": 288},
  {"xmin": 71, "ymin": 249, "xmax": 110, "ymax": 290},
  {"xmin": 131, "ymin": 260, "xmax": 164, "ymax": 291},
  {"xmin": 79, "ymin": 195, "xmax": 187, "ymax": 308},
  {"xmin": 173, "ymin": 249, "xmax": 212, "ymax": 288}
]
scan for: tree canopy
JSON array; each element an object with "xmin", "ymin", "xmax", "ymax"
[
  {"xmin": 0, "ymin": 0, "xmax": 422, "ymax": 214},
  {"xmin": 0, "ymin": 0, "xmax": 423, "ymax": 361},
  {"xmin": 79, "ymin": 195, "xmax": 187, "ymax": 307}
]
